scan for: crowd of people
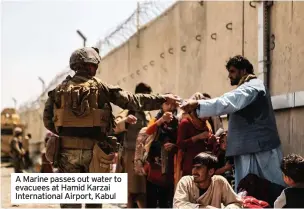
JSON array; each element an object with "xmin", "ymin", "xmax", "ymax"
[
  {"xmin": 112, "ymin": 56, "xmax": 304, "ymax": 208},
  {"xmin": 36, "ymin": 46, "xmax": 303, "ymax": 209},
  {"xmin": 114, "ymin": 86, "xmax": 232, "ymax": 208}
]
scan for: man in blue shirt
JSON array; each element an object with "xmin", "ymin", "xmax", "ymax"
[{"xmin": 181, "ymin": 55, "xmax": 285, "ymax": 190}]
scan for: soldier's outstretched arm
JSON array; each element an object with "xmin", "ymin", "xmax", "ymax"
[
  {"xmin": 101, "ymin": 84, "xmax": 167, "ymax": 111},
  {"xmin": 43, "ymin": 90, "xmax": 58, "ymax": 134}
]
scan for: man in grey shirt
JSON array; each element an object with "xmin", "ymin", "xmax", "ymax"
[{"xmin": 181, "ymin": 55, "xmax": 285, "ymax": 190}]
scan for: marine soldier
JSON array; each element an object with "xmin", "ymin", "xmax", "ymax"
[
  {"xmin": 10, "ymin": 127, "xmax": 25, "ymax": 173},
  {"xmin": 43, "ymin": 47, "xmax": 180, "ymax": 209}
]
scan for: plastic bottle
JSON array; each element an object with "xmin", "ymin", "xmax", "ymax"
[{"xmin": 238, "ymin": 190, "xmax": 248, "ymax": 198}]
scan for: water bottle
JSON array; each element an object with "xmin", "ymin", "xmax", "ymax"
[{"xmin": 238, "ymin": 190, "xmax": 247, "ymax": 198}]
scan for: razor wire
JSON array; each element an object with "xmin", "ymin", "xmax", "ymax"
[
  {"xmin": 95, "ymin": 0, "xmax": 176, "ymax": 57},
  {"xmin": 18, "ymin": 0, "xmax": 176, "ymax": 112}
]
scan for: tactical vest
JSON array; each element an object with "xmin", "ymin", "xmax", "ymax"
[{"xmin": 53, "ymin": 75, "xmax": 112, "ymax": 137}]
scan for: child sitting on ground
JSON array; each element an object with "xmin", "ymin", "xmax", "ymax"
[{"xmin": 274, "ymin": 153, "xmax": 304, "ymax": 208}]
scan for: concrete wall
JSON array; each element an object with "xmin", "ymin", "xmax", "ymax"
[
  {"xmin": 269, "ymin": 1, "xmax": 304, "ymax": 155},
  {"xmin": 19, "ymin": 1, "xmax": 304, "ymax": 155},
  {"xmin": 270, "ymin": 1, "xmax": 304, "ymax": 95},
  {"xmin": 96, "ymin": 1, "xmax": 304, "ymax": 156},
  {"xmin": 19, "ymin": 104, "xmax": 46, "ymax": 142}
]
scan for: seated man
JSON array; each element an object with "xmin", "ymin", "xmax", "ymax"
[
  {"xmin": 274, "ymin": 154, "xmax": 304, "ymax": 208},
  {"xmin": 173, "ymin": 152, "xmax": 242, "ymax": 209}
]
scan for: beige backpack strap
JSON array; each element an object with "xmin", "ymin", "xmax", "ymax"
[
  {"xmin": 59, "ymin": 76, "xmax": 73, "ymax": 108},
  {"xmin": 53, "ymin": 85, "xmax": 64, "ymax": 109},
  {"xmin": 91, "ymin": 77, "xmax": 116, "ymax": 133}
]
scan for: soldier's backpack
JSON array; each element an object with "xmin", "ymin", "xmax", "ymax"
[
  {"xmin": 133, "ymin": 127, "xmax": 158, "ymax": 176},
  {"xmin": 52, "ymin": 75, "xmax": 112, "ymax": 136}
]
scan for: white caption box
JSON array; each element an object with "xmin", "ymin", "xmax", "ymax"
[{"xmin": 11, "ymin": 173, "xmax": 128, "ymax": 204}]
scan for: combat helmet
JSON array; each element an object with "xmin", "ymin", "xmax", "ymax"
[
  {"xmin": 69, "ymin": 47, "xmax": 101, "ymax": 71},
  {"xmin": 13, "ymin": 127, "xmax": 23, "ymax": 134}
]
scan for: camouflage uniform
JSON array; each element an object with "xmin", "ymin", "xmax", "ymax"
[
  {"xmin": 43, "ymin": 47, "xmax": 167, "ymax": 209},
  {"xmin": 10, "ymin": 127, "xmax": 25, "ymax": 173}
]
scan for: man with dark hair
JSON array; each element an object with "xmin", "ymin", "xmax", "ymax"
[
  {"xmin": 181, "ymin": 55, "xmax": 284, "ymax": 190},
  {"xmin": 173, "ymin": 152, "xmax": 242, "ymax": 208},
  {"xmin": 274, "ymin": 154, "xmax": 304, "ymax": 208},
  {"xmin": 135, "ymin": 82, "xmax": 152, "ymax": 94},
  {"xmin": 202, "ymin": 93, "xmax": 211, "ymax": 99},
  {"xmin": 114, "ymin": 82, "xmax": 153, "ymax": 208}
]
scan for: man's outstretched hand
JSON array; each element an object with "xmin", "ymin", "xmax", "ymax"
[{"xmin": 180, "ymin": 99, "xmax": 199, "ymax": 113}]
